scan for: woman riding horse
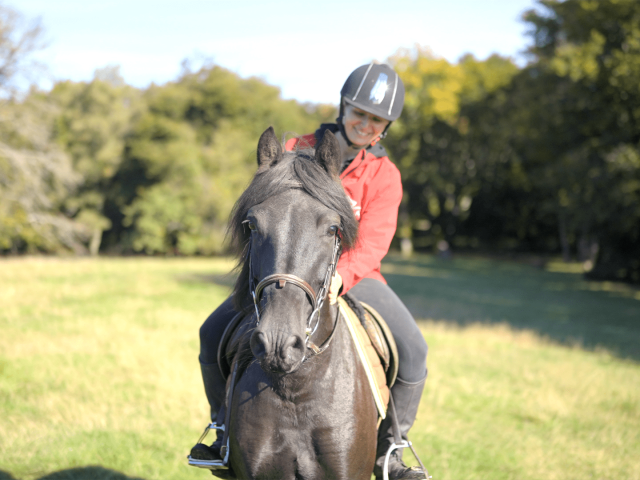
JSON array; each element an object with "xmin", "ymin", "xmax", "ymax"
[{"xmin": 192, "ymin": 63, "xmax": 428, "ymax": 480}]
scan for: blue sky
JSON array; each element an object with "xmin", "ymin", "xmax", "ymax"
[{"xmin": 15, "ymin": 0, "xmax": 541, "ymax": 104}]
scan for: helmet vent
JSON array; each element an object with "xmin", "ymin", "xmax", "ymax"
[
  {"xmin": 388, "ymin": 72, "xmax": 399, "ymax": 116},
  {"xmin": 352, "ymin": 62, "xmax": 374, "ymax": 101}
]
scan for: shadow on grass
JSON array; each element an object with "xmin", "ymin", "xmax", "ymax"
[
  {"xmin": 0, "ymin": 469, "xmax": 146, "ymax": 480},
  {"xmin": 382, "ymin": 254, "xmax": 640, "ymax": 361}
]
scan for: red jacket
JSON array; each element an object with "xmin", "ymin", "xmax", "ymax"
[{"xmin": 285, "ymin": 128, "xmax": 402, "ymax": 294}]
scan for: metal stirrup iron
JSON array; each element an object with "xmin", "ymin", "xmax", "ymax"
[
  {"xmin": 383, "ymin": 394, "xmax": 431, "ymax": 480},
  {"xmin": 187, "ymin": 422, "xmax": 228, "ymax": 470}
]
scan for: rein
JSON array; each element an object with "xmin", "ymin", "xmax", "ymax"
[{"xmin": 248, "ymin": 234, "xmax": 341, "ymax": 358}]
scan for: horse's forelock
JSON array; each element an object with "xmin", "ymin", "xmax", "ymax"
[{"xmin": 228, "ymin": 146, "xmax": 359, "ymax": 310}]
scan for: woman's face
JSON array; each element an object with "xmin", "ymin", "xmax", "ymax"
[{"xmin": 342, "ymin": 103, "xmax": 389, "ymax": 147}]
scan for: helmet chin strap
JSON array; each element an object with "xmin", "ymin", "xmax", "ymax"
[{"xmin": 336, "ymin": 101, "xmax": 356, "ymax": 148}]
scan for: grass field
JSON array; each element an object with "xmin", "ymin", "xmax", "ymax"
[{"xmin": 0, "ymin": 254, "xmax": 639, "ymax": 480}]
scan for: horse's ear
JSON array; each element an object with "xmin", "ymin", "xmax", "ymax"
[
  {"xmin": 257, "ymin": 126, "xmax": 282, "ymax": 168},
  {"xmin": 314, "ymin": 130, "xmax": 341, "ymax": 178}
]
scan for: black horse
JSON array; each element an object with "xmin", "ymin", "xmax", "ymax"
[{"xmin": 219, "ymin": 127, "xmax": 378, "ymax": 479}]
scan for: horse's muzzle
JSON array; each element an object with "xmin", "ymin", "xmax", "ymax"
[{"xmin": 250, "ymin": 330, "xmax": 305, "ymax": 374}]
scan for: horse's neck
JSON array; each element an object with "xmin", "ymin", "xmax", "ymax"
[
  {"xmin": 304, "ymin": 304, "xmax": 355, "ymax": 376},
  {"xmin": 310, "ymin": 303, "xmax": 342, "ymax": 356}
]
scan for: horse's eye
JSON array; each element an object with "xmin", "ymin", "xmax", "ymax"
[
  {"xmin": 243, "ymin": 220, "xmax": 257, "ymax": 231},
  {"xmin": 328, "ymin": 225, "xmax": 339, "ymax": 236}
]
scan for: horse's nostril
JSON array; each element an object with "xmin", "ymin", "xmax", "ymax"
[
  {"xmin": 250, "ymin": 331, "xmax": 269, "ymax": 359},
  {"xmin": 280, "ymin": 335, "xmax": 304, "ymax": 360}
]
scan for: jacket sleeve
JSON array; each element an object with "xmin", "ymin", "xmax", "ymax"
[
  {"xmin": 337, "ymin": 160, "xmax": 402, "ymax": 294},
  {"xmin": 284, "ymin": 137, "xmax": 299, "ymax": 151},
  {"xmin": 285, "ymin": 134, "xmax": 315, "ymax": 152}
]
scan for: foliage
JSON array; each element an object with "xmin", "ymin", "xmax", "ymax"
[
  {"xmin": 1, "ymin": 55, "xmax": 334, "ymax": 255},
  {"xmin": 47, "ymin": 68, "xmax": 143, "ymax": 254},
  {"xmin": 534, "ymin": 0, "xmax": 640, "ymax": 282},
  {"xmin": 384, "ymin": 47, "xmax": 519, "ymax": 251},
  {"xmin": 107, "ymin": 66, "xmax": 334, "ymax": 255},
  {"xmin": 1, "ymin": 1, "xmax": 639, "ymax": 285},
  {"xmin": 0, "ymin": 4, "xmax": 87, "ymax": 253},
  {"xmin": 0, "ymin": 94, "xmax": 86, "ymax": 253},
  {"xmin": 384, "ymin": 1, "xmax": 640, "ymax": 283},
  {"xmin": 513, "ymin": 0, "xmax": 640, "ymax": 281}
]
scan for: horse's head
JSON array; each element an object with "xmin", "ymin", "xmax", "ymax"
[{"xmin": 228, "ymin": 127, "xmax": 358, "ymax": 375}]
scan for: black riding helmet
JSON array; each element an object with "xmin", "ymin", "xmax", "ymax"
[{"xmin": 337, "ymin": 62, "xmax": 405, "ymax": 147}]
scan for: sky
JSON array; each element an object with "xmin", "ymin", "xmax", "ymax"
[{"xmin": 14, "ymin": 0, "xmax": 542, "ymax": 105}]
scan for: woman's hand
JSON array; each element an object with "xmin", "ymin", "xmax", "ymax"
[{"xmin": 328, "ymin": 271, "xmax": 343, "ymax": 305}]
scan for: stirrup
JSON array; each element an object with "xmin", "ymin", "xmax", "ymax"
[
  {"xmin": 382, "ymin": 440, "xmax": 431, "ymax": 480},
  {"xmin": 187, "ymin": 422, "xmax": 230, "ymax": 470}
]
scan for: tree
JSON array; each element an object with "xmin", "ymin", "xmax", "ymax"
[
  {"xmin": 522, "ymin": 0, "xmax": 640, "ymax": 282},
  {"xmin": 0, "ymin": 95, "xmax": 85, "ymax": 253},
  {"xmin": 0, "ymin": 4, "xmax": 91, "ymax": 254},
  {"xmin": 0, "ymin": 2, "xmax": 45, "ymax": 98},
  {"xmin": 107, "ymin": 65, "xmax": 335, "ymax": 255},
  {"xmin": 384, "ymin": 47, "xmax": 518, "ymax": 252},
  {"xmin": 48, "ymin": 68, "xmax": 143, "ymax": 254}
]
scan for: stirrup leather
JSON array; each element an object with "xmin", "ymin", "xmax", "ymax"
[{"xmin": 189, "ymin": 359, "xmax": 239, "ymax": 471}]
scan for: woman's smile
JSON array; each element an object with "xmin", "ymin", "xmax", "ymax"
[{"xmin": 343, "ymin": 103, "xmax": 389, "ymax": 146}]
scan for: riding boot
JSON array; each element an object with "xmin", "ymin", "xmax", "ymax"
[
  {"xmin": 374, "ymin": 375, "xmax": 428, "ymax": 480},
  {"xmin": 201, "ymin": 362, "xmax": 226, "ymax": 422},
  {"xmin": 190, "ymin": 363, "xmax": 227, "ymax": 463}
]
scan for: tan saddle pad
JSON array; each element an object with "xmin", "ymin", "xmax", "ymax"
[{"xmin": 337, "ymin": 297, "xmax": 398, "ymax": 419}]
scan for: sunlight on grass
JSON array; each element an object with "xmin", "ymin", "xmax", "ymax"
[
  {"xmin": 0, "ymin": 257, "xmax": 234, "ymax": 480},
  {"xmin": 413, "ymin": 320, "xmax": 640, "ymax": 480},
  {"xmin": 1, "ymin": 255, "xmax": 639, "ymax": 480},
  {"xmin": 545, "ymin": 260, "xmax": 586, "ymax": 274}
]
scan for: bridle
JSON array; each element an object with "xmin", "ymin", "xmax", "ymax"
[
  {"xmin": 195, "ymin": 232, "xmax": 343, "ymax": 469},
  {"xmin": 248, "ymin": 233, "xmax": 341, "ymax": 357}
]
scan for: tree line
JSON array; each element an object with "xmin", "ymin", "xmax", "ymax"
[{"xmin": 1, "ymin": 0, "xmax": 638, "ymax": 283}]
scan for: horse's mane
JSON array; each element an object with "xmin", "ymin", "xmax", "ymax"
[{"xmin": 228, "ymin": 145, "xmax": 359, "ymax": 312}]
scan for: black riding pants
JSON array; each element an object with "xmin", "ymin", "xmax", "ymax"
[
  {"xmin": 349, "ymin": 278, "xmax": 428, "ymax": 382},
  {"xmin": 199, "ymin": 278, "xmax": 428, "ymax": 385}
]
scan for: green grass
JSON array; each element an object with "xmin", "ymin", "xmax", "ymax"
[{"xmin": 1, "ymin": 254, "xmax": 639, "ymax": 480}]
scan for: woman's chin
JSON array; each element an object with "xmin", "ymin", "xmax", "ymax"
[{"xmin": 346, "ymin": 135, "xmax": 372, "ymax": 147}]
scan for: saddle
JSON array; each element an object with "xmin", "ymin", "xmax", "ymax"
[
  {"xmin": 337, "ymin": 295, "xmax": 399, "ymax": 419},
  {"xmin": 217, "ymin": 292, "xmax": 399, "ymax": 418}
]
